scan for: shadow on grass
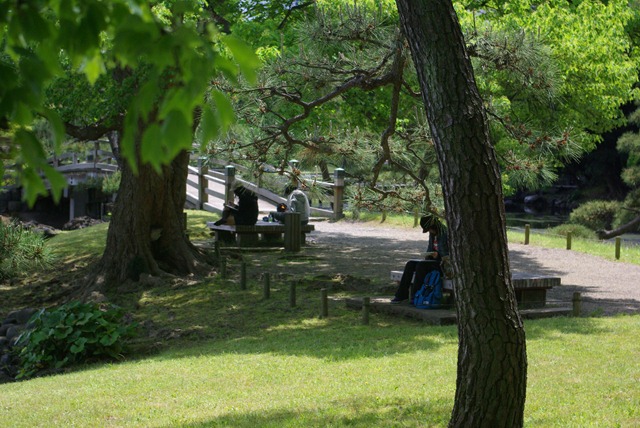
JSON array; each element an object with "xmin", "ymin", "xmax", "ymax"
[
  {"xmin": 116, "ymin": 251, "xmax": 628, "ymax": 366},
  {"xmin": 165, "ymin": 395, "xmax": 452, "ymax": 428}
]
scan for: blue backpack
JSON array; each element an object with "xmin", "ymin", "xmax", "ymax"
[{"xmin": 413, "ymin": 270, "xmax": 443, "ymax": 309}]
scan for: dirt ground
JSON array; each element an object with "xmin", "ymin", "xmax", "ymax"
[{"xmin": 237, "ymin": 219, "xmax": 640, "ymax": 317}]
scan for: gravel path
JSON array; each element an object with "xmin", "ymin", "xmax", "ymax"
[{"xmin": 300, "ymin": 219, "xmax": 640, "ymax": 316}]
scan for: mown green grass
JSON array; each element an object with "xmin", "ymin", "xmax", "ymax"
[
  {"xmin": 1, "ymin": 211, "xmax": 639, "ymax": 427},
  {"xmin": 1, "ymin": 303, "xmax": 638, "ymax": 427}
]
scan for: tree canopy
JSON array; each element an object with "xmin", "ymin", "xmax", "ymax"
[{"xmin": 202, "ymin": 0, "xmax": 639, "ymax": 215}]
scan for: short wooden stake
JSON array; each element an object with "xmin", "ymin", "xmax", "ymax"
[
  {"xmin": 263, "ymin": 273, "xmax": 271, "ymax": 299},
  {"xmin": 240, "ymin": 261, "xmax": 247, "ymax": 290},
  {"xmin": 220, "ymin": 258, "xmax": 227, "ymax": 279},
  {"xmin": 615, "ymin": 237, "xmax": 621, "ymax": 260},
  {"xmin": 381, "ymin": 211, "xmax": 387, "ymax": 223},
  {"xmin": 289, "ymin": 281, "xmax": 296, "ymax": 308},
  {"xmin": 524, "ymin": 224, "xmax": 530, "ymax": 245},
  {"xmin": 320, "ymin": 288, "xmax": 328, "ymax": 318},
  {"xmin": 214, "ymin": 240, "xmax": 221, "ymax": 260},
  {"xmin": 566, "ymin": 232, "xmax": 572, "ymax": 250},
  {"xmin": 362, "ymin": 297, "xmax": 370, "ymax": 325},
  {"xmin": 572, "ymin": 292, "xmax": 582, "ymax": 317},
  {"xmin": 413, "ymin": 208, "xmax": 419, "ymax": 227}
]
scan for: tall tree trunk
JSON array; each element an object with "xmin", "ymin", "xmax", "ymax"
[
  {"xmin": 395, "ymin": 1, "xmax": 527, "ymax": 427},
  {"xmin": 97, "ymin": 149, "xmax": 210, "ymax": 285}
]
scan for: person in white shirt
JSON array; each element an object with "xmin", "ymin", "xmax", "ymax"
[{"xmin": 271, "ymin": 185, "xmax": 311, "ymax": 225}]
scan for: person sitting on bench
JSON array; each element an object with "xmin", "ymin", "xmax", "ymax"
[
  {"xmin": 270, "ymin": 184, "xmax": 310, "ymax": 225},
  {"xmin": 214, "ymin": 182, "xmax": 259, "ymax": 226},
  {"xmin": 390, "ymin": 213, "xmax": 449, "ymax": 304}
]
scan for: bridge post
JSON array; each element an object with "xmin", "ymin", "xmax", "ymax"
[
  {"xmin": 225, "ymin": 165, "xmax": 235, "ymax": 203},
  {"xmin": 284, "ymin": 212, "xmax": 302, "ymax": 252},
  {"xmin": 197, "ymin": 157, "xmax": 208, "ymax": 210},
  {"xmin": 333, "ymin": 168, "xmax": 345, "ymax": 220}
]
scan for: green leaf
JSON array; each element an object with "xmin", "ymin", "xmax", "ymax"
[
  {"xmin": 198, "ymin": 105, "xmax": 220, "ymax": 148},
  {"xmin": 160, "ymin": 110, "xmax": 192, "ymax": 160},
  {"xmin": 70, "ymin": 338, "xmax": 87, "ymax": 354},
  {"xmin": 99, "ymin": 332, "xmax": 119, "ymax": 347},
  {"xmin": 40, "ymin": 108, "xmax": 65, "ymax": 153},
  {"xmin": 16, "ymin": 5, "xmax": 52, "ymax": 43},
  {"xmin": 81, "ymin": 51, "xmax": 106, "ymax": 85},
  {"xmin": 214, "ymin": 56, "xmax": 239, "ymax": 85},
  {"xmin": 210, "ymin": 90, "xmax": 236, "ymax": 133},
  {"xmin": 41, "ymin": 164, "xmax": 68, "ymax": 204},
  {"xmin": 121, "ymin": 113, "xmax": 139, "ymax": 175},
  {"xmin": 223, "ymin": 35, "xmax": 261, "ymax": 85},
  {"xmin": 140, "ymin": 123, "xmax": 163, "ymax": 173}
]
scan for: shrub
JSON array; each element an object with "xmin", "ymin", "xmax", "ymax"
[
  {"xmin": 15, "ymin": 301, "xmax": 137, "ymax": 379},
  {"xmin": 0, "ymin": 220, "xmax": 55, "ymax": 280},
  {"xmin": 548, "ymin": 223, "xmax": 596, "ymax": 239},
  {"xmin": 568, "ymin": 200, "xmax": 621, "ymax": 231},
  {"xmin": 613, "ymin": 190, "xmax": 640, "ymax": 232}
]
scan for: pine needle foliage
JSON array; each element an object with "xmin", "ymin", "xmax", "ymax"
[
  {"xmin": 0, "ymin": 220, "xmax": 56, "ymax": 281},
  {"xmin": 205, "ymin": 0, "xmax": 637, "ymax": 211}
]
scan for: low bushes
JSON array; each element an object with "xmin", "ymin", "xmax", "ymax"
[
  {"xmin": 14, "ymin": 301, "xmax": 137, "ymax": 379},
  {"xmin": 548, "ymin": 223, "xmax": 596, "ymax": 239},
  {"xmin": 569, "ymin": 200, "xmax": 621, "ymax": 231}
]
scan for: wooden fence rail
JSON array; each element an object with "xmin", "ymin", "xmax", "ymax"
[{"xmin": 185, "ymin": 161, "xmax": 344, "ymax": 219}]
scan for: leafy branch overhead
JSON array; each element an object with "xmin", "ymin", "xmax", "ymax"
[{"xmin": 0, "ymin": 0, "xmax": 259, "ymax": 205}]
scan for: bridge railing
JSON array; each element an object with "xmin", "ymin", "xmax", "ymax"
[{"xmin": 186, "ymin": 162, "xmax": 344, "ymax": 219}]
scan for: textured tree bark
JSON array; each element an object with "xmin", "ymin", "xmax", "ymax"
[
  {"xmin": 395, "ymin": 1, "xmax": 527, "ymax": 426},
  {"xmin": 97, "ymin": 149, "xmax": 209, "ymax": 285}
]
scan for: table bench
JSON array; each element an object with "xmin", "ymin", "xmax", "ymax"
[
  {"xmin": 207, "ymin": 220, "xmax": 315, "ymax": 249},
  {"xmin": 390, "ymin": 270, "xmax": 560, "ymax": 308}
]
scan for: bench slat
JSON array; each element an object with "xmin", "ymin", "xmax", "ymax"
[{"xmin": 206, "ymin": 221, "xmax": 314, "ymax": 233}]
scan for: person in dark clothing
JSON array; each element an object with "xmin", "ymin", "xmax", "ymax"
[
  {"xmin": 390, "ymin": 214, "xmax": 449, "ymax": 304},
  {"xmin": 214, "ymin": 183, "xmax": 259, "ymax": 226}
]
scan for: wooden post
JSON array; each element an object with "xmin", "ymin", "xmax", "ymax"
[
  {"xmin": 183, "ymin": 212, "xmax": 188, "ymax": 235},
  {"xmin": 263, "ymin": 273, "xmax": 271, "ymax": 299},
  {"xmin": 320, "ymin": 288, "xmax": 328, "ymax": 318},
  {"xmin": 524, "ymin": 224, "xmax": 530, "ymax": 245},
  {"xmin": 224, "ymin": 165, "xmax": 236, "ymax": 203},
  {"xmin": 333, "ymin": 168, "xmax": 345, "ymax": 220},
  {"xmin": 240, "ymin": 261, "xmax": 247, "ymax": 290},
  {"xmin": 198, "ymin": 158, "xmax": 209, "ymax": 210},
  {"xmin": 362, "ymin": 297, "xmax": 370, "ymax": 325},
  {"xmin": 381, "ymin": 210, "xmax": 387, "ymax": 223},
  {"xmin": 414, "ymin": 208, "xmax": 419, "ymax": 228},
  {"xmin": 220, "ymin": 258, "xmax": 227, "ymax": 279},
  {"xmin": 572, "ymin": 292, "xmax": 582, "ymax": 316},
  {"xmin": 615, "ymin": 237, "xmax": 621, "ymax": 260},
  {"xmin": 566, "ymin": 232, "xmax": 572, "ymax": 250},
  {"xmin": 284, "ymin": 212, "xmax": 302, "ymax": 252},
  {"xmin": 289, "ymin": 281, "xmax": 296, "ymax": 308},
  {"xmin": 214, "ymin": 240, "xmax": 221, "ymax": 260}
]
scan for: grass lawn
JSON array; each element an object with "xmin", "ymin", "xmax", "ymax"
[{"xmin": 1, "ymin": 211, "xmax": 639, "ymax": 427}]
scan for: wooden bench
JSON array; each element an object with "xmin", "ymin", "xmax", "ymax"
[
  {"xmin": 207, "ymin": 220, "xmax": 315, "ymax": 249},
  {"xmin": 390, "ymin": 270, "xmax": 560, "ymax": 308}
]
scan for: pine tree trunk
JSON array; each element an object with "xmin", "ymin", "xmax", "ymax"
[
  {"xmin": 395, "ymin": 1, "xmax": 527, "ymax": 426},
  {"xmin": 97, "ymin": 150, "xmax": 209, "ymax": 285}
]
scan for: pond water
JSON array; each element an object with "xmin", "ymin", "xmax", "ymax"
[{"xmin": 505, "ymin": 211, "xmax": 569, "ymax": 229}]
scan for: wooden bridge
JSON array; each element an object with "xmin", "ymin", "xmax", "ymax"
[
  {"xmin": 2, "ymin": 149, "xmax": 344, "ymax": 221},
  {"xmin": 185, "ymin": 160, "xmax": 340, "ymax": 219}
]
